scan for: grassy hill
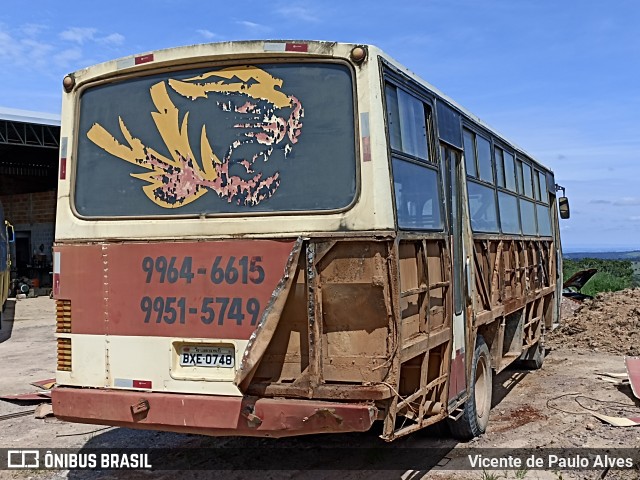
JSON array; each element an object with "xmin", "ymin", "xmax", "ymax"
[{"xmin": 563, "ymin": 253, "xmax": 640, "ymax": 296}]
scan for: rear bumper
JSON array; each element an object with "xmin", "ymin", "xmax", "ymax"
[{"xmin": 52, "ymin": 387, "xmax": 377, "ymax": 437}]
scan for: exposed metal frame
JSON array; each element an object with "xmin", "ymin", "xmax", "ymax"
[{"xmin": 0, "ymin": 119, "xmax": 60, "ymax": 149}]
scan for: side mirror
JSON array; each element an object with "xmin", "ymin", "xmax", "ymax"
[
  {"xmin": 5, "ymin": 222, "xmax": 14, "ymax": 243},
  {"xmin": 558, "ymin": 197, "xmax": 570, "ymax": 219}
]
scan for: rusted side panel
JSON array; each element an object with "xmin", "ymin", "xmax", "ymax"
[
  {"xmin": 472, "ymin": 238, "xmax": 556, "ymax": 319},
  {"xmin": 399, "ymin": 242, "xmax": 421, "ymax": 340},
  {"xmin": 382, "ymin": 237, "xmax": 452, "ymax": 440},
  {"xmin": 248, "ymin": 240, "xmax": 395, "ymax": 389},
  {"xmin": 235, "ymin": 239, "xmax": 303, "ymax": 387},
  {"xmin": 250, "ymin": 265, "xmax": 309, "ymax": 385},
  {"xmin": 472, "ymin": 237, "xmax": 557, "ymax": 372},
  {"xmin": 426, "ymin": 241, "xmax": 447, "ymax": 330},
  {"xmin": 319, "ymin": 241, "xmax": 391, "ymax": 384}
]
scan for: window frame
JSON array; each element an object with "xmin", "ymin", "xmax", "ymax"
[
  {"xmin": 391, "ymin": 156, "xmax": 444, "ymax": 231},
  {"xmin": 463, "ymin": 127, "xmax": 495, "ymax": 187},
  {"xmin": 472, "ymin": 136, "xmax": 554, "ymax": 238},
  {"xmin": 71, "ymin": 58, "xmax": 361, "ymax": 220},
  {"xmin": 383, "ymin": 74, "xmax": 445, "ymax": 232},
  {"xmin": 383, "ymin": 60, "xmax": 554, "ymax": 239},
  {"xmin": 463, "ymin": 126, "xmax": 500, "ymax": 233}
]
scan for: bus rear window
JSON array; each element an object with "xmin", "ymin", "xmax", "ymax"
[{"xmin": 74, "ymin": 63, "xmax": 356, "ymax": 217}]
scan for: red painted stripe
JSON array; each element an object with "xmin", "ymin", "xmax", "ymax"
[
  {"xmin": 362, "ymin": 137, "xmax": 371, "ymax": 162},
  {"xmin": 133, "ymin": 380, "xmax": 152, "ymax": 389},
  {"xmin": 54, "ymin": 240, "xmax": 296, "ymax": 339},
  {"xmin": 448, "ymin": 349, "xmax": 466, "ymax": 401},
  {"xmin": 135, "ymin": 54, "xmax": 154, "ymax": 65},
  {"xmin": 285, "ymin": 43, "xmax": 308, "ymax": 52}
]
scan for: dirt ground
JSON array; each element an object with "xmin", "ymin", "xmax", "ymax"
[
  {"xmin": 551, "ymin": 288, "xmax": 640, "ymax": 356},
  {"xmin": 0, "ymin": 294, "xmax": 639, "ymax": 480}
]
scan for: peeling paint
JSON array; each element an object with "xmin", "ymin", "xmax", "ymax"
[
  {"xmin": 87, "ymin": 66, "xmax": 304, "ymax": 208},
  {"xmin": 303, "ymin": 408, "xmax": 343, "ymax": 425}
]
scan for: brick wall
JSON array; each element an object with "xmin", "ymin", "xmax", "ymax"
[
  {"xmin": 0, "ymin": 190, "xmax": 57, "ymax": 225},
  {"xmin": 0, "ymin": 191, "xmax": 57, "ymax": 282}
]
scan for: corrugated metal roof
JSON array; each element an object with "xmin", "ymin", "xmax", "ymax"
[{"xmin": 0, "ymin": 106, "xmax": 60, "ymax": 127}]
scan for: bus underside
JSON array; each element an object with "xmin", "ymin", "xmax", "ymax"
[{"xmin": 53, "ymin": 234, "xmax": 556, "ymax": 441}]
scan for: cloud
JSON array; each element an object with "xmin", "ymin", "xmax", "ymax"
[
  {"xmin": 275, "ymin": 4, "xmax": 321, "ymax": 23},
  {"xmin": 630, "ymin": 216, "xmax": 640, "ymax": 221},
  {"xmin": 236, "ymin": 20, "xmax": 272, "ymax": 34},
  {"xmin": 589, "ymin": 199, "xmax": 611, "ymax": 204},
  {"xmin": 0, "ymin": 29, "xmax": 14, "ymax": 53},
  {"xmin": 21, "ymin": 39, "xmax": 54, "ymax": 63},
  {"xmin": 0, "ymin": 27, "xmax": 54, "ymax": 68},
  {"xmin": 97, "ymin": 33, "xmax": 125, "ymax": 46},
  {"xmin": 237, "ymin": 20, "xmax": 260, "ymax": 28},
  {"xmin": 613, "ymin": 197, "xmax": 640, "ymax": 206},
  {"xmin": 0, "ymin": 22, "xmax": 127, "ymax": 77},
  {"xmin": 54, "ymin": 47, "xmax": 83, "ymax": 68},
  {"xmin": 60, "ymin": 27, "xmax": 124, "ymax": 47},
  {"xmin": 197, "ymin": 29, "xmax": 218, "ymax": 40},
  {"xmin": 22, "ymin": 23, "xmax": 47, "ymax": 37},
  {"xmin": 60, "ymin": 27, "xmax": 97, "ymax": 44}
]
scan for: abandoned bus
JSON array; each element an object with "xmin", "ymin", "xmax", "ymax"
[{"xmin": 52, "ymin": 41, "xmax": 567, "ymax": 441}]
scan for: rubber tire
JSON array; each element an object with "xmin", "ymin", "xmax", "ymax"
[
  {"xmin": 448, "ymin": 335, "xmax": 492, "ymax": 440},
  {"xmin": 519, "ymin": 341, "xmax": 545, "ymax": 370}
]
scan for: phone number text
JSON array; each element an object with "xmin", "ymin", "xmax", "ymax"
[{"xmin": 140, "ymin": 296, "xmax": 261, "ymax": 326}]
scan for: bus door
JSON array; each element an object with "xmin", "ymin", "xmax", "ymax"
[{"xmin": 442, "ymin": 143, "xmax": 470, "ymax": 404}]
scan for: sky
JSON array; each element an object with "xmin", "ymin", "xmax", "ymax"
[{"xmin": 0, "ymin": 0, "xmax": 638, "ymax": 251}]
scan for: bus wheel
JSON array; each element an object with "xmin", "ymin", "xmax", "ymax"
[
  {"xmin": 448, "ymin": 335, "xmax": 492, "ymax": 440},
  {"xmin": 519, "ymin": 341, "xmax": 545, "ymax": 370}
]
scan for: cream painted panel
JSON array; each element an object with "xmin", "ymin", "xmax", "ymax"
[
  {"xmin": 56, "ymin": 334, "xmax": 248, "ymax": 397},
  {"xmin": 56, "ymin": 334, "xmax": 106, "ymax": 388}
]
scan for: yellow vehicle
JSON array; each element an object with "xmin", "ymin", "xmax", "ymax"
[
  {"xmin": 1, "ymin": 201, "xmax": 14, "ymax": 317},
  {"xmin": 52, "ymin": 41, "xmax": 568, "ymax": 441}
]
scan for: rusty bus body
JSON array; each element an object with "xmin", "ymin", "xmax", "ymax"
[{"xmin": 52, "ymin": 41, "xmax": 563, "ymax": 441}]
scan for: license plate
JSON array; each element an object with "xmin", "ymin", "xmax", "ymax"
[{"xmin": 179, "ymin": 345, "xmax": 235, "ymax": 368}]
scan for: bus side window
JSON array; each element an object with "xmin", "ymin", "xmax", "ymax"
[
  {"xmin": 520, "ymin": 199, "xmax": 537, "ymax": 235},
  {"xmin": 385, "ymin": 84, "xmax": 430, "ymax": 161},
  {"xmin": 464, "ymin": 128, "xmax": 499, "ymax": 233},
  {"xmin": 504, "ymin": 152, "xmax": 517, "ymax": 192},
  {"xmin": 467, "ymin": 181, "xmax": 499, "ymax": 232},
  {"xmin": 392, "ymin": 158, "xmax": 443, "ymax": 231}
]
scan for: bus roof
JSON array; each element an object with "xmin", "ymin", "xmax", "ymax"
[
  {"xmin": 68, "ymin": 39, "xmax": 551, "ymax": 173},
  {"xmin": 370, "ymin": 46, "xmax": 552, "ymax": 173}
]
